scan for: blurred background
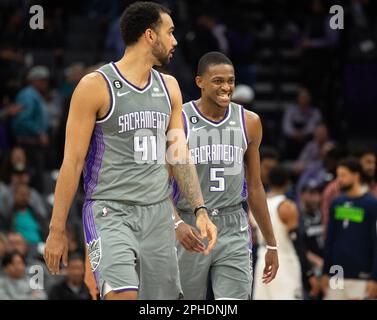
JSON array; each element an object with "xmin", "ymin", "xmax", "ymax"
[{"xmin": 0, "ymin": 0, "xmax": 376, "ymax": 300}]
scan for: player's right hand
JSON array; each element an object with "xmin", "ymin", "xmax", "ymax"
[
  {"xmin": 195, "ymin": 210, "xmax": 217, "ymax": 256},
  {"xmin": 176, "ymin": 222, "xmax": 206, "ymax": 253},
  {"xmin": 43, "ymin": 229, "xmax": 68, "ymax": 275}
]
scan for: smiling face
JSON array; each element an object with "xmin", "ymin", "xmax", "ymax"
[
  {"xmin": 151, "ymin": 13, "xmax": 177, "ymax": 66},
  {"xmin": 196, "ymin": 63, "xmax": 235, "ymax": 110}
]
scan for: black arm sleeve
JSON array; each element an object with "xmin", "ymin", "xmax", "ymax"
[{"xmin": 289, "ymin": 228, "xmax": 314, "ymax": 280}]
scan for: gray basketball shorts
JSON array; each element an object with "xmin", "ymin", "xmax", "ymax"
[
  {"xmin": 176, "ymin": 204, "xmax": 253, "ymax": 300},
  {"xmin": 82, "ymin": 198, "xmax": 182, "ymax": 299}
]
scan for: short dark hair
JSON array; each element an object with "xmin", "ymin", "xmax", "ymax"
[
  {"xmin": 68, "ymin": 252, "xmax": 84, "ymax": 264},
  {"xmin": 268, "ymin": 165, "xmax": 290, "ymax": 188},
  {"xmin": 1, "ymin": 251, "xmax": 26, "ymax": 268},
  {"xmin": 260, "ymin": 147, "xmax": 280, "ymax": 161},
  {"xmin": 350, "ymin": 145, "xmax": 376, "ymax": 159},
  {"xmin": 120, "ymin": 2, "xmax": 171, "ymax": 46},
  {"xmin": 338, "ymin": 157, "xmax": 363, "ymax": 175},
  {"xmin": 197, "ymin": 51, "xmax": 233, "ymax": 76}
]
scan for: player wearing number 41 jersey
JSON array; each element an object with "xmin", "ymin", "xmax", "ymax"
[
  {"xmin": 172, "ymin": 52, "xmax": 279, "ymax": 300},
  {"xmin": 43, "ymin": 2, "xmax": 217, "ymax": 300}
]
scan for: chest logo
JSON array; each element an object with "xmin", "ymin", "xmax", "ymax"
[
  {"xmin": 117, "ymin": 90, "xmax": 131, "ymax": 97},
  {"xmin": 192, "ymin": 125, "xmax": 207, "ymax": 132}
]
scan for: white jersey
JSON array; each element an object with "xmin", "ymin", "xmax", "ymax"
[{"xmin": 253, "ymin": 194, "xmax": 303, "ymax": 300}]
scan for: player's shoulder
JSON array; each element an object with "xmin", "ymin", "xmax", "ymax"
[
  {"xmin": 278, "ymin": 198, "xmax": 299, "ymax": 222},
  {"xmin": 159, "ymin": 72, "xmax": 179, "ymax": 89},
  {"xmin": 278, "ymin": 198, "xmax": 298, "ymax": 212},
  {"xmin": 77, "ymin": 71, "xmax": 107, "ymax": 92},
  {"xmin": 243, "ymin": 108, "xmax": 260, "ymax": 123},
  {"xmin": 182, "ymin": 100, "xmax": 192, "ymax": 112},
  {"xmin": 331, "ymin": 194, "xmax": 347, "ymax": 206}
]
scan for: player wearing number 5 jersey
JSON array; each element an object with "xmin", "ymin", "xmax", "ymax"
[
  {"xmin": 43, "ymin": 2, "xmax": 217, "ymax": 300},
  {"xmin": 172, "ymin": 52, "xmax": 279, "ymax": 300}
]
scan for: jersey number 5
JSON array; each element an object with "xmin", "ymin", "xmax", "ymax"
[{"xmin": 210, "ymin": 167, "xmax": 225, "ymax": 192}]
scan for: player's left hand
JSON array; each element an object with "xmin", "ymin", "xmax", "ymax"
[
  {"xmin": 195, "ymin": 209, "xmax": 217, "ymax": 256},
  {"xmin": 262, "ymin": 249, "xmax": 279, "ymax": 284}
]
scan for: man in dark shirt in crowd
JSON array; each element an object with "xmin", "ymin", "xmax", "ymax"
[
  {"xmin": 48, "ymin": 253, "xmax": 92, "ymax": 300},
  {"xmin": 322, "ymin": 157, "xmax": 377, "ymax": 299}
]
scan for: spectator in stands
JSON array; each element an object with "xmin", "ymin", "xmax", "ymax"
[
  {"xmin": 299, "ymin": 181, "xmax": 324, "ymax": 299},
  {"xmin": 6, "ymin": 232, "xmax": 60, "ymax": 292},
  {"xmin": 322, "ymin": 158, "xmax": 377, "ymax": 300},
  {"xmin": 321, "ymin": 146, "xmax": 377, "ymax": 228},
  {"xmin": 299, "ymin": 181, "xmax": 324, "ymax": 268},
  {"xmin": 0, "ymin": 177, "xmax": 11, "ymax": 230},
  {"xmin": 0, "ymin": 98, "xmax": 21, "ymax": 160},
  {"xmin": 260, "ymin": 147, "xmax": 280, "ymax": 192},
  {"xmin": 294, "ymin": 122, "xmax": 334, "ymax": 175},
  {"xmin": 48, "ymin": 253, "xmax": 92, "ymax": 300},
  {"xmin": 282, "ymin": 87, "xmax": 322, "ymax": 159},
  {"xmin": 11, "ymin": 65, "xmax": 50, "ymax": 193},
  {"xmin": 296, "ymin": 145, "xmax": 343, "ymax": 200},
  {"xmin": 0, "ymin": 233, "xmax": 7, "ymax": 271},
  {"xmin": 8, "ymin": 166, "xmax": 48, "ymax": 220},
  {"xmin": 183, "ymin": 11, "xmax": 229, "ymax": 67},
  {"xmin": 297, "ymin": 0, "xmax": 338, "ymax": 104},
  {"xmin": 59, "ymin": 63, "xmax": 86, "ymax": 102},
  {"xmin": 0, "ymin": 251, "xmax": 46, "ymax": 300},
  {"xmin": 344, "ymin": 0, "xmax": 377, "ymax": 61},
  {"xmin": 6, "ymin": 184, "xmax": 47, "ymax": 245},
  {"xmin": 1, "ymin": 145, "xmax": 31, "ymax": 183}
]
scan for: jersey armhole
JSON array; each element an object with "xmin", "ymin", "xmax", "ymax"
[
  {"xmin": 182, "ymin": 110, "xmax": 190, "ymax": 144},
  {"xmin": 239, "ymin": 105, "xmax": 249, "ymax": 145},
  {"xmin": 156, "ymin": 71, "xmax": 172, "ymax": 114},
  {"xmin": 95, "ymin": 70, "xmax": 115, "ymax": 123}
]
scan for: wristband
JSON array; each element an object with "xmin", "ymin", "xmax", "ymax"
[
  {"xmin": 266, "ymin": 245, "xmax": 278, "ymax": 251},
  {"xmin": 174, "ymin": 220, "xmax": 184, "ymax": 229},
  {"xmin": 194, "ymin": 205, "xmax": 208, "ymax": 216}
]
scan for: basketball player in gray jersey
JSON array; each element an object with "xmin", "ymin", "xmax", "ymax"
[
  {"xmin": 173, "ymin": 52, "xmax": 279, "ymax": 300},
  {"xmin": 43, "ymin": 2, "xmax": 217, "ymax": 300}
]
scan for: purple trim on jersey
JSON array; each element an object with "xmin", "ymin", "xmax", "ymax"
[
  {"xmin": 113, "ymin": 287, "xmax": 139, "ymax": 293},
  {"xmin": 83, "ymin": 125, "xmax": 105, "ymax": 199},
  {"xmin": 182, "ymin": 111, "xmax": 188, "ymax": 139},
  {"xmin": 170, "ymin": 177, "xmax": 181, "ymax": 205},
  {"xmin": 82, "ymin": 200, "xmax": 100, "ymax": 286},
  {"xmin": 158, "ymin": 72, "xmax": 172, "ymax": 106},
  {"xmin": 241, "ymin": 178, "xmax": 248, "ymax": 199},
  {"xmin": 192, "ymin": 100, "xmax": 229, "ymax": 125},
  {"xmin": 240, "ymin": 105, "xmax": 249, "ymax": 144},
  {"xmin": 95, "ymin": 71, "xmax": 113, "ymax": 121},
  {"xmin": 111, "ymin": 62, "xmax": 151, "ymax": 91}
]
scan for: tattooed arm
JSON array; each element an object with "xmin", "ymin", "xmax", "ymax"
[{"xmin": 162, "ymin": 73, "xmax": 217, "ymax": 254}]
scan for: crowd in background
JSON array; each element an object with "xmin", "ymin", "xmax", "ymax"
[{"xmin": 0, "ymin": 0, "xmax": 376, "ymax": 299}]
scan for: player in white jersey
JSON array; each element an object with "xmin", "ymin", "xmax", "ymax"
[{"xmin": 253, "ymin": 166, "xmax": 319, "ymax": 299}]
